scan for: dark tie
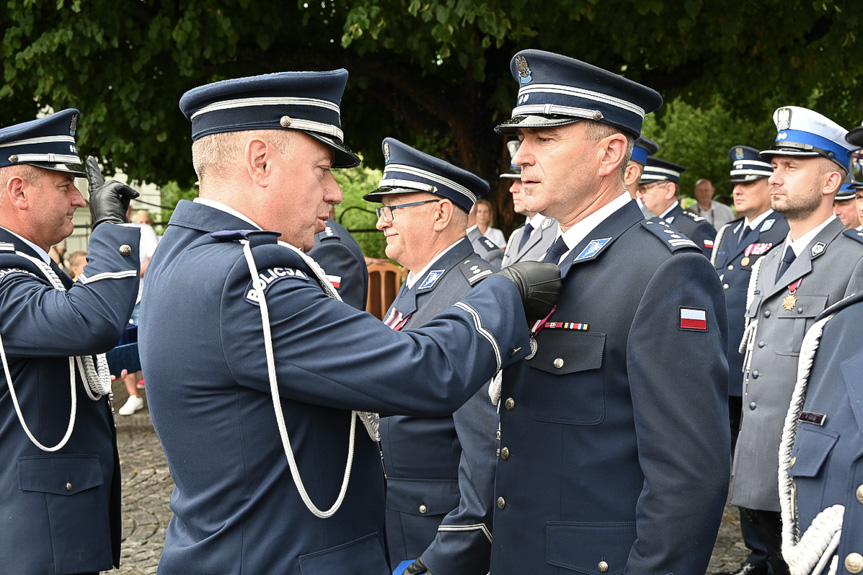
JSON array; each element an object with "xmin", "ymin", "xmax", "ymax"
[
  {"xmin": 738, "ymin": 225, "xmax": 755, "ymax": 248},
  {"xmin": 518, "ymin": 222, "xmax": 534, "ymax": 252},
  {"xmin": 542, "ymin": 236, "xmax": 569, "ymax": 264},
  {"xmin": 775, "ymin": 245, "xmax": 796, "ymax": 281}
]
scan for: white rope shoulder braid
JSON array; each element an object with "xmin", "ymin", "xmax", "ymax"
[
  {"xmin": 0, "ymin": 252, "xmax": 112, "ymax": 452},
  {"xmin": 778, "ymin": 313, "xmax": 844, "ymax": 575},
  {"xmin": 710, "ymin": 223, "xmax": 730, "ymax": 267},
  {"xmin": 240, "ymin": 239, "xmax": 379, "ymax": 519}
]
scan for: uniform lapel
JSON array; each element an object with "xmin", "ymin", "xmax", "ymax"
[
  {"xmin": 764, "ymin": 219, "xmax": 843, "ymax": 300},
  {"xmin": 558, "ymin": 202, "xmax": 643, "ymax": 278}
]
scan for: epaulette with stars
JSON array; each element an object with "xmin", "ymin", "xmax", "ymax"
[
  {"xmin": 641, "ymin": 218, "xmax": 700, "ymax": 253},
  {"xmin": 843, "ymin": 227, "xmax": 863, "ymax": 246},
  {"xmin": 459, "ymin": 256, "xmax": 495, "ymax": 286},
  {"xmin": 681, "ymin": 210, "xmax": 708, "ymax": 223}
]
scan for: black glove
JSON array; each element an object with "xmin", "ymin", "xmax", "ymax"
[
  {"xmin": 493, "ymin": 261, "xmax": 561, "ymax": 321},
  {"xmin": 85, "ymin": 156, "xmax": 140, "ymax": 228},
  {"xmin": 405, "ymin": 556, "xmax": 429, "ymax": 574}
]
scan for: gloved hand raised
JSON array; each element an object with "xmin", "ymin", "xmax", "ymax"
[
  {"xmin": 85, "ymin": 156, "xmax": 140, "ymax": 228},
  {"xmin": 493, "ymin": 261, "xmax": 561, "ymax": 321}
]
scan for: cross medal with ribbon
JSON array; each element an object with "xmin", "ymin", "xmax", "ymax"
[{"xmin": 782, "ymin": 278, "xmax": 802, "ymax": 311}]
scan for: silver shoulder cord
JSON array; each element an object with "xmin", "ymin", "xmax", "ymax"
[
  {"xmin": 240, "ymin": 239, "xmax": 379, "ymax": 519},
  {"xmin": 0, "ymin": 253, "xmax": 113, "ymax": 452},
  {"xmin": 778, "ymin": 313, "xmax": 843, "ymax": 575}
]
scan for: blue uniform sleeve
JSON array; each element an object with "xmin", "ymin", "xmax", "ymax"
[
  {"xmin": 307, "ymin": 239, "xmax": 369, "ymax": 311},
  {"xmin": 0, "ymin": 224, "xmax": 141, "ymax": 356},
  {"xmin": 222, "ymin": 244, "xmax": 529, "ymax": 416},
  {"xmin": 625, "ymin": 252, "xmax": 730, "ymax": 571},
  {"xmin": 421, "ymin": 379, "xmax": 498, "ymax": 573}
]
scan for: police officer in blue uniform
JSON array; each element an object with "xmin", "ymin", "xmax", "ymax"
[
  {"xmin": 731, "ymin": 107, "xmax": 863, "ymax": 575},
  {"xmin": 777, "ymin": 288, "xmax": 863, "ymax": 575},
  {"xmin": 308, "ymin": 215, "xmax": 369, "ymax": 310},
  {"xmin": 0, "ymin": 109, "xmax": 141, "ymax": 574},
  {"xmin": 364, "ymin": 138, "xmax": 499, "ymax": 575},
  {"xmin": 639, "ymin": 156, "xmax": 718, "ymax": 256},
  {"xmin": 776, "ymin": 122, "xmax": 863, "ymax": 575},
  {"xmin": 625, "ymin": 135, "xmax": 659, "ymax": 219},
  {"xmin": 138, "ymin": 70, "xmax": 560, "ymax": 575},
  {"xmin": 712, "ymin": 145, "xmax": 789, "ymax": 575},
  {"xmin": 490, "ymin": 49, "xmax": 730, "ymax": 574}
]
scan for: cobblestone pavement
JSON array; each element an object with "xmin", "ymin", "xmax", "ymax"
[{"xmin": 105, "ymin": 383, "xmax": 751, "ymax": 574}]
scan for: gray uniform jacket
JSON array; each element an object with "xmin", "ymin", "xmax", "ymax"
[
  {"xmin": 501, "ymin": 217, "xmax": 559, "ymax": 267},
  {"xmin": 730, "ymin": 220, "xmax": 863, "ymax": 512}
]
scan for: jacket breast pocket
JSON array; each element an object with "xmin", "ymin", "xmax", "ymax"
[
  {"xmin": 298, "ymin": 533, "xmax": 390, "ymax": 575},
  {"xmin": 547, "ymin": 521, "xmax": 636, "ymax": 575},
  {"xmin": 17, "ymin": 454, "xmax": 111, "ymax": 573},
  {"xmin": 789, "ymin": 425, "xmax": 839, "ymax": 512},
  {"xmin": 774, "ymin": 294, "xmax": 827, "ymax": 356},
  {"xmin": 528, "ymin": 331, "xmax": 606, "ymax": 425}
]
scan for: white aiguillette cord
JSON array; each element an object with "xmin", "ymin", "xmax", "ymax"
[
  {"xmin": 0, "ymin": 252, "xmax": 112, "ymax": 452},
  {"xmin": 778, "ymin": 313, "xmax": 844, "ymax": 575},
  {"xmin": 241, "ymin": 238, "xmax": 379, "ymax": 519}
]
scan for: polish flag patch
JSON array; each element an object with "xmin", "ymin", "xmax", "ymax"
[
  {"xmin": 703, "ymin": 239, "xmax": 714, "ymax": 249},
  {"xmin": 679, "ymin": 307, "xmax": 708, "ymax": 331}
]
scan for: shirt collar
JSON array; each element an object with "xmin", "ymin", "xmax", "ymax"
[
  {"xmin": 785, "ymin": 214, "xmax": 837, "ymax": 257},
  {"xmin": 556, "ymin": 192, "xmax": 631, "ymax": 255},
  {"xmin": 743, "ymin": 209, "xmax": 774, "ymax": 231},
  {"xmin": 405, "ymin": 238, "xmax": 463, "ymax": 289},
  {"xmin": 528, "ymin": 213, "xmax": 547, "ymax": 228},
  {"xmin": 194, "ymin": 197, "xmax": 262, "ymax": 229},
  {"xmin": 0, "ymin": 226, "xmax": 52, "ymax": 264}
]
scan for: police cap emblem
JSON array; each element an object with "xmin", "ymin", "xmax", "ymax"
[
  {"xmin": 515, "ymin": 55, "xmax": 532, "ymax": 84},
  {"xmin": 735, "ymin": 146, "xmax": 744, "ymax": 160},
  {"xmin": 384, "ymin": 141, "xmax": 390, "ymax": 163},
  {"xmin": 69, "ymin": 113, "xmax": 79, "ymax": 136},
  {"xmin": 776, "ymin": 107, "xmax": 792, "ymax": 131}
]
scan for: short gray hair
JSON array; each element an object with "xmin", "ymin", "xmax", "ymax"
[
  {"xmin": 192, "ymin": 129, "xmax": 297, "ymax": 181},
  {"xmin": 584, "ymin": 121, "xmax": 634, "ymax": 182}
]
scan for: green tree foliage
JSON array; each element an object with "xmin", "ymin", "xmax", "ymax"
[
  {"xmin": 2, "ymin": 0, "xmax": 860, "ymax": 234},
  {"xmin": 333, "ymin": 163, "xmax": 388, "ymax": 259}
]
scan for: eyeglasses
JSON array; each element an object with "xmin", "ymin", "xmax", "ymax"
[
  {"xmin": 637, "ymin": 181, "xmax": 667, "ymax": 193},
  {"xmin": 375, "ymin": 199, "xmax": 441, "ymax": 222}
]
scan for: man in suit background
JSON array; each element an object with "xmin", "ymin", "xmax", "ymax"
[
  {"xmin": 730, "ymin": 106, "xmax": 863, "ymax": 575},
  {"xmin": 711, "ymin": 144, "xmax": 788, "ymax": 575},
  {"xmin": 500, "ymin": 140, "xmax": 558, "ymax": 266}
]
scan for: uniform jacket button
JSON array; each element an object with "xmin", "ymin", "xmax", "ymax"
[
  {"xmin": 505, "ymin": 398, "xmax": 515, "ymax": 410},
  {"xmin": 856, "ymin": 484, "xmax": 863, "ymax": 504},
  {"xmin": 758, "ymin": 341, "xmax": 765, "ymax": 348},
  {"xmin": 727, "ymin": 265, "xmax": 734, "ymax": 271},
  {"xmin": 66, "ymin": 482, "xmax": 72, "ymax": 491},
  {"xmin": 763, "ymin": 310, "xmax": 771, "ymax": 318},
  {"xmin": 501, "ymin": 447, "xmax": 510, "ymax": 460},
  {"xmin": 752, "ymin": 371, "xmax": 759, "ymax": 379},
  {"xmin": 749, "ymin": 402, "xmax": 757, "ymax": 410},
  {"xmin": 119, "ymin": 244, "xmax": 132, "ymax": 256},
  {"xmin": 419, "ymin": 504, "xmax": 427, "ymax": 514},
  {"xmin": 497, "ymin": 497, "xmax": 506, "ymax": 510},
  {"xmin": 553, "ymin": 358, "xmax": 564, "ymax": 369},
  {"xmin": 845, "ymin": 553, "xmax": 863, "ymax": 574},
  {"xmin": 598, "ymin": 560, "xmax": 609, "ymax": 572},
  {"xmin": 723, "ymin": 284, "xmax": 729, "ymax": 291}
]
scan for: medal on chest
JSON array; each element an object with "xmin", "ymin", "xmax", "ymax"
[
  {"xmin": 782, "ymin": 278, "xmax": 802, "ymax": 311},
  {"xmin": 525, "ymin": 307, "xmax": 590, "ymax": 359}
]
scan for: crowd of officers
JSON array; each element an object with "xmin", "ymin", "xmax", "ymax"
[{"xmin": 1, "ymin": 47, "xmax": 862, "ymax": 575}]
